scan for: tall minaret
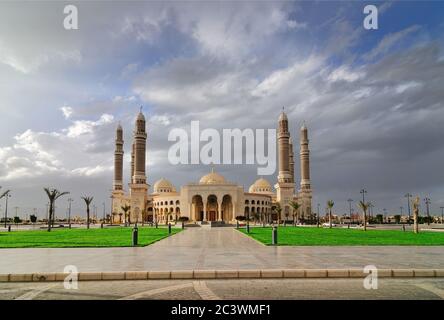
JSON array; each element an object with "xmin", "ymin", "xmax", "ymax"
[
  {"xmin": 277, "ymin": 110, "xmax": 291, "ymax": 183},
  {"xmin": 132, "ymin": 108, "xmax": 147, "ymax": 184},
  {"xmin": 300, "ymin": 121, "xmax": 311, "ymax": 190},
  {"xmin": 275, "ymin": 109, "xmax": 295, "ymax": 218},
  {"xmin": 289, "ymin": 137, "xmax": 295, "ymax": 184},
  {"xmin": 299, "ymin": 121, "xmax": 312, "ymax": 220},
  {"xmin": 113, "ymin": 123, "xmax": 124, "ymax": 191},
  {"xmin": 129, "ymin": 107, "xmax": 149, "ymax": 224}
]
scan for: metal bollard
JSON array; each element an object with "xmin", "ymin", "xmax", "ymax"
[
  {"xmin": 272, "ymin": 226, "xmax": 278, "ymax": 245},
  {"xmin": 182, "ymin": 221, "xmax": 185, "ymax": 230},
  {"xmin": 132, "ymin": 226, "xmax": 138, "ymax": 246},
  {"xmin": 168, "ymin": 223, "xmax": 172, "ymax": 235},
  {"xmin": 8, "ymin": 225, "xmax": 11, "ymax": 232},
  {"xmin": 155, "ymin": 222, "xmax": 158, "ymax": 229},
  {"xmin": 101, "ymin": 222, "xmax": 104, "ymax": 229},
  {"xmin": 236, "ymin": 221, "xmax": 239, "ymax": 229},
  {"xmin": 246, "ymin": 223, "xmax": 250, "ymax": 233}
]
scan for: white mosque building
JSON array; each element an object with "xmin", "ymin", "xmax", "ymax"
[{"xmin": 111, "ymin": 110, "xmax": 312, "ymax": 225}]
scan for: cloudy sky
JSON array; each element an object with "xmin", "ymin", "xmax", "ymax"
[{"xmin": 0, "ymin": 1, "xmax": 443, "ymax": 218}]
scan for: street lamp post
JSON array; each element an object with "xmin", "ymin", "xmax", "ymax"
[
  {"xmin": 347, "ymin": 199, "xmax": 353, "ymax": 226},
  {"xmin": 440, "ymin": 207, "xmax": 444, "ymax": 224},
  {"xmin": 102, "ymin": 202, "xmax": 106, "ymax": 224},
  {"xmin": 405, "ymin": 193, "xmax": 412, "ymax": 225},
  {"xmin": 317, "ymin": 203, "xmax": 320, "ymax": 227},
  {"xmin": 67, "ymin": 198, "xmax": 73, "ymax": 229},
  {"xmin": 360, "ymin": 189, "xmax": 367, "ymax": 203},
  {"xmin": 4, "ymin": 192, "xmax": 11, "ymax": 228},
  {"xmin": 424, "ymin": 197, "xmax": 431, "ymax": 226}
]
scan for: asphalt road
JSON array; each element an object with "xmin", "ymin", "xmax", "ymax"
[{"xmin": 1, "ymin": 278, "xmax": 444, "ymax": 300}]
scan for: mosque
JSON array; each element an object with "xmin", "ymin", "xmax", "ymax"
[{"xmin": 110, "ymin": 110, "xmax": 312, "ymax": 225}]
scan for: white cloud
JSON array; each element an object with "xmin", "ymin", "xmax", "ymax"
[{"xmin": 60, "ymin": 106, "xmax": 73, "ymax": 119}]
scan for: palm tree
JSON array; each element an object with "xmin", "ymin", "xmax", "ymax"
[
  {"xmin": 0, "ymin": 187, "xmax": 11, "ymax": 200},
  {"xmin": 358, "ymin": 201, "xmax": 369, "ymax": 231},
  {"xmin": 326, "ymin": 200, "xmax": 334, "ymax": 228},
  {"xmin": 81, "ymin": 196, "xmax": 94, "ymax": 229},
  {"xmin": 289, "ymin": 201, "xmax": 301, "ymax": 225},
  {"xmin": 44, "ymin": 188, "xmax": 69, "ymax": 232},
  {"xmin": 121, "ymin": 204, "xmax": 131, "ymax": 226}
]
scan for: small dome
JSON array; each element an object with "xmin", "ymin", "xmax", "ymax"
[
  {"xmin": 137, "ymin": 111, "xmax": 145, "ymax": 121},
  {"xmin": 153, "ymin": 178, "xmax": 175, "ymax": 193},
  {"xmin": 199, "ymin": 169, "xmax": 226, "ymax": 184},
  {"xmin": 279, "ymin": 111, "xmax": 287, "ymax": 122},
  {"xmin": 249, "ymin": 178, "xmax": 273, "ymax": 194}
]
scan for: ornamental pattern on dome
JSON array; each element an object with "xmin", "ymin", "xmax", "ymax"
[{"xmin": 199, "ymin": 168, "xmax": 226, "ymax": 184}]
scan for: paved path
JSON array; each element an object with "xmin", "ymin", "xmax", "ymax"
[
  {"xmin": 1, "ymin": 227, "xmax": 444, "ymax": 274},
  {"xmin": 1, "ymin": 278, "xmax": 444, "ymax": 300}
]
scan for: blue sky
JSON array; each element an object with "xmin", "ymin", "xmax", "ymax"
[{"xmin": 0, "ymin": 1, "xmax": 443, "ymax": 218}]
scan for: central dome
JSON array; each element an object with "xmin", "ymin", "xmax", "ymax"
[{"xmin": 199, "ymin": 169, "xmax": 226, "ymax": 184}]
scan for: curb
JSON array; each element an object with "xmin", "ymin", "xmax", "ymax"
[{"xmin": 1, "ymin": 268, "xmax": 444, "ymax": 282}]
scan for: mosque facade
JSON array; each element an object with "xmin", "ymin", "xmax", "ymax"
[{"xmin": 111, "ymin": 110, "xmax": 312, "ymax": 225}]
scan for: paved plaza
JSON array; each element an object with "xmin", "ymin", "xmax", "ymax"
[
  {"xmin": 1, "ymin": 278, "xmax": 444, "ymax": 300},
  {"xmin": 1, "ymin": 227, "xmax": 444, "ymax": 274}
]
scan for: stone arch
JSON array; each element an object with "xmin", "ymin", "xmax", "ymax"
[
  {"xmin": 192, "ymin": 195, "xmax": 204, "ymax": 221},
  {"xmin": 206, "ymin": 194, "xmax": 218, "ymax": 222},
  {"xmin": 222, "ymin": 194, "xmax": 233, "ymax": 222}
]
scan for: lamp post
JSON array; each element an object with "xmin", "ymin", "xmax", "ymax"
[
  {"xmin": 4, "ymin": 192, "xmax": 11, "ymax": 228},
  {"xmin": 317, "ymin": 203, "xmax": 320, "ymax": 227},
  {"xmin": 440, "ymin": 207, "xmax": 444, "ymax": 224},
  {"xmin": 383, "ymin": 208, "xmax": 387, "ymax": 224},
  {"xmin": 400, "ymin": 206, "xmax": 403, "ymax": 224},
  {"xmin": 347, "ymin": 199, "xmax": 353, "ymax": 227},
  {"xmin": 405, "ymin": 193, "xmax": 412, "ymax": 225},
  {"xmin": 67, "ymin": 198, "xmax": 73, "ymax": 229},
  {"xmin": 360, "ymin": 189, "xmax": 367, "ymax": 203},
  {"xmin": 102, "ymin": 202, "xmax": 106, "ymax": 224},
  {"xmin": 424, "ymin": 197, "xmax": 431, "ymax": 226}
]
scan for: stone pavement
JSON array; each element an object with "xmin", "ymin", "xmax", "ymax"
[
  {"xmin": 1, "ymin": 278, "xmax": 444, "ymax": 300},
  {"xmin": 1, "ymin": 227, "xmax": 443, "ymax": 274}
]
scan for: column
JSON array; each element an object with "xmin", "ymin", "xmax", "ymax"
[
  {"xmin": 203, "ymin": 200, "xmax": 207, "ymax": 221},
  {"xmin": 218, "ymin": 201, "xmax": 222, "ymax": 221}
]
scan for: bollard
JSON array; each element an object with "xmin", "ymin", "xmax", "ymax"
[
  {"xmin": 101, "ymin": 222, "xmax": 104, "ymax": 229},
  {"xmin": 132, "ymin": 226, "xmax": 138, "ymax": 246},
  {"xmin": 8, "ymin": 225, "xmax": 11, "ymax": 232},
  {"xmin": 236, "ymin": 221, "xmax": 239, "ymax": 229},
  {"xmin": 402, "ymin": 224, "xmax": 406, "ymax": 232},
  {"xmin": 182, "ymin": 221, "xmax": 185, "ymax": 230},
  {"xmin": 155, "ymin": 222, "xmax": 158, "ymax": 229},
  {"xmin": 272, "ymin": 226, "xmax": 278, "ymax": 245},
  {"xmin": 246, "ymin": 223, "xmax": 250, "ymax": 233},
  {"xmin": 168, "ymin": 223, "xmax": 172, "ymax": 235}
]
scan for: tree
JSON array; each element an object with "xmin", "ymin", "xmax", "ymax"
[
  {"xmin": 375, "ymin": 214, "xmax": 383, "ymax": 224},
  {"xmin": 81, "ymin": 196, "xmax": 94, "ymax": 229},
  {"xmin": 44, "ymin": 188, "xmax": 69, "ymax": 232},
  {"xmin": 412, "ymin": 196, "xmax": 420, "ymax": 234},
  {"xmin": 121, "ymin": 204, "xmax": 131, "ymax": 226},
  {"xmin": 289, "ymin": 201, "xmax": 301, "ymax": 225},
  {"xmin": 0, "ymin": 188, "xmax": 11, "ymax": 200},
  {"xmin": 13, "ymin": 216, "xmax": 21, "ymax": 225},
  {"xmin": 30, "ymin": 214, "xmax": 37, "ymax": 223},
  {"xmin": 358, "ymin": 201, "xmax": 369, "ymax": 231},
  {"xmin": 326, "ymin": 200, "xmax": 334, "ymax": 228}
]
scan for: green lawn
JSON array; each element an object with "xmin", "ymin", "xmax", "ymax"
[
  {"xmin": 0, "ymin": 227, "xmax": 181, "ymax": 248},
  {"xmin": 239, "ymin": 226, "xmax": 444, "ymax": 246}
]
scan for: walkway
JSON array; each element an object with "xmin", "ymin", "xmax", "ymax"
[{"xmin": 1, "ymin": 227, "xmax": 444, "ymax": 274}]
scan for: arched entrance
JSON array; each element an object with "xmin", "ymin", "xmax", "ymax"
[
  {"xmin": 192, "ymin": 195, "xmax": 203, "ymax": 221},
  {"xmin": 221, "ymin": 195, "xmax": 233, "ymax": 222},
  {"xmin": 206, "ymin": 195, "xmax": 218, "ymax": 222}
]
